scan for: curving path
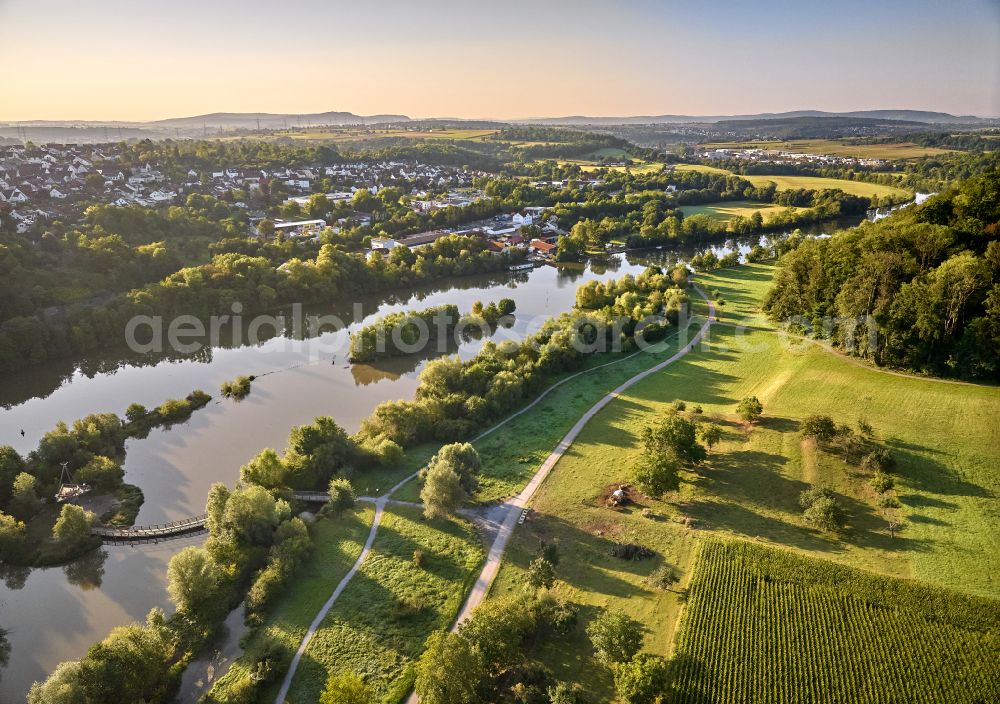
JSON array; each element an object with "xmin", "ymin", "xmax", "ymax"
[{"xmin": 276, "ymin": 289, "xmax": 715, "ymax": 703}]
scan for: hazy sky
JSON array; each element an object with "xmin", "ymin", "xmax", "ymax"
[{"xmin": 1, "ymin": 0, "xmax": 998, "ymax": 120}]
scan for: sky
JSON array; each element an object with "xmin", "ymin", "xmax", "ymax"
[{"xmin": 1, "ymin": 0, "xmax": 998, "ymax": 121}]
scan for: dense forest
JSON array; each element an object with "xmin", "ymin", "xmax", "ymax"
[{"xmin": 764, "ymin": 169, "xmax": 1000, "ymax": 379}]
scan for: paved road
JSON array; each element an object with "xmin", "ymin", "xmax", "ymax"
[{"xmin": 277, "ymin": 289, "xmax": 714, "ymax": 703}]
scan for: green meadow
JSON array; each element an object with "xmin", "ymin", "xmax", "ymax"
[{"xmin": 489, "ymin": 262, "xmax": 1000, "ymax": 698}]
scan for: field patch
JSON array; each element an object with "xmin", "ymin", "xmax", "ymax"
[
  {"xmin": 742, "ymin": 173, "xmax": 910, "ymax": 199},
  {"xmin": 284, "ymin": 505, "xmax": 483, "ymax": 702},
  {"xmin": 678, "ymin": 200, "xmax": 807, "ymax": 223},
  {"xmin": 672, "ymin": 540, "xmax": 1000, "ymax": 703}
]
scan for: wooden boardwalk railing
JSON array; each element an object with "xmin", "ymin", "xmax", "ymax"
[
  {"xmin": 90, "ymin": 493, "xmax": 335, "ymax": 543},
  {"xmin": 291, "ymin": 491, "xmax": 331, "ymax": 503},
  {"xmin": 91, "ymin": 514, "xmax": 208, "ymax": 543}
]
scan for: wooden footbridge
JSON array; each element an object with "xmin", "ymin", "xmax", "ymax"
[{"xmin": 90, "ymin": 492, "xmax": 335, "ymax": 544}]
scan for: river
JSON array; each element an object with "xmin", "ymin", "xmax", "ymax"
[{"xmin": 0, "ymin": 219, "xmax": 863, "ymax": 701}]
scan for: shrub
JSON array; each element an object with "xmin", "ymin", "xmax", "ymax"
[
  {"xmin": 220, "ymin": 375, "xmax": 253, "ymax": 400},
  {"xmin": 870, "ymin": 472, "xmax": 894, "ymax": 494},
  {"xmin": 613, "ymin": 653, "xmax": 670, "ymax": 704},
  {"xmin": 801, "ymin": 414, "xmax": 838, "ymax": 441},
  {"xmin": 646, "ymin": 564, "xmax": 680, "ymax": 590},
  {"xmin": 527, "ymin": 556, "xmax": 556, "ymax": 590},
  {"xmin": 611, "ymin": 543, "xmax": 655, "ymax": 561},
  {"xmin": 547, "ymin": 681, "xmax": 586, "ymax": 704},
  {"xmin": 586, "ymin": 609, "xmax": 643, "ymax": 665},
  {"xmin": 736, "ymin": 396, "xmax": 764, "ymax": 423},
  {"xmin": 633, "ymin": 456, "xmax": 679, "ymax": 498},
  {"xmin": 862, "ymin": 447, "xmax": 896, "ymax": 473},
  {"xmin": 76, "ymin": 455, "xmax": 124, "ymax": 491},
  {"xmin": 327, "ymin": 476, "xmax": 356, "ymax": 513},
  {"xmin": 320, "ymin": 672, "xmax": 372, "ymax": 704},
  {"xmin": 803, "ymin": 496, "xmax": 843, "ymax": 532},
  {"xmin": 412, "ymin": 549, "xmax": 426, "ymax": 568}
]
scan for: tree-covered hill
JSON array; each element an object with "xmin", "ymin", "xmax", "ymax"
[{"xmin": 764, "ymin": 169, "xmax": 1000, "ymax": 379}]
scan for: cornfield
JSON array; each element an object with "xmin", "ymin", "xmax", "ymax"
[{"xmin": 671, "ymin": 540, "xmax": 1000, "ymax": 704}]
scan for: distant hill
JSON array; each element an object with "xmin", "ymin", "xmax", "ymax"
[
  {"xmin": 520, "ymin": 110, "xmax": 990, "ymax": 126},
  {"xmin": 150, "ymin": 111, "xmax": 410, "ymax": 129}
]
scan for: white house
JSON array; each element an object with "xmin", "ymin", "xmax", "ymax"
[
  {"xmin": 1, "ymin": 188, "xmax": 28, "ymax": 203},
  {"xmin": 49, "ymin": 188, "xmax": 67, "ymax": 199},
  {"xmin": 370, "ymin": 236, "xmax": 402, "ymax": 251},
  {"xmin": 149, "ymin": 189, "xmax": 177, "ymax": 203},
  {"xmin": 512, "ymin": 213, "xmax": 534, "ymax": 227}
]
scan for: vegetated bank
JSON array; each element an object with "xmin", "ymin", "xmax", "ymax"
[{"xmin": 0, "ymin": 390, "xmax": 211, "ymax": 567}]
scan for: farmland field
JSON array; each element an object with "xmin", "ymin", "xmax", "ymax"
[
  {"xmin": 552, "ymin": 157, "xmax": 665, "ymax": 174},
  {"xmin": 672, "ymin": 540, "xmax": 1000, "ymax": 704},
  {"xmin": 699, "ymin": 139, "xmax": 954, "ymax": 160},
  {"xmin": 678, "ymin": 200, "xmax": 807, "ymax": 223},
  {"xmin": 742, "ymin": 173, "xmax": 910, "ymax": 198},
  {"xmin": 672, "ymin": 163, "xmax": 911, "ymax": 198}
]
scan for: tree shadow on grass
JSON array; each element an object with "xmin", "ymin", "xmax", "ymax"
[
  {"xmin": 887, "ymin": 440, "xmax": 994, "ymax": 499},
  {"xmin": 898, "ymin": 493, "xmax": 957, "ymax": 510},
  {"xmin": 506, "ymin": 512, "xmax": 658, "ymax": 600},
  {"xmin": 684, "ymin": 499, "xmax": 844, "ymax": 554},
  {"xmin": 626, "ymin": 354, "xmax": 744, "ymax": 408}
]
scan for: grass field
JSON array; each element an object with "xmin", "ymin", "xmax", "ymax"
[
  {"xmin": 672, "ymin": 163, "xmax": 911, "ymax": 199},
  {"xmin": 699, "ymin": 139, "xmax": 954, "ymax": 160},
  {"xmin": 283, "ymin": 505, "xmax": 483, "ymax": 703},
  {"xmin": 672, "ymin": 540, "xmax": 1000, "ymax": 703},
  {"xmin": 549, "ymin": 156, "xmax": 665, "ymax": 174},
  {"xmin": 742, "ymin": 173, "xmax": 910, "ymax": 199},
  {"xmin": 206, "ymin": 506, "xmax": 376, "ymax": 700},
  {"xmin": 678, "ymin": 200, "xmax": 806, "ymax": 223},
  {"xmin": 488, "ymin": 261, "xmax": 1000, "ymax": 698},
  {"xmin": 674, "ymin": 163, "xmax": 731, "ymax": 175}
]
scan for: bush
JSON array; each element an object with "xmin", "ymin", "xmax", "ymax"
[
  {"xmin": 803, "ymin": 496, "xmax": 843, "ymax": 532},
  {"xmin": 220, "ymin": 375, "xmax": 253, "ymax": 400},
  {"xmin": 613, "ymin": 653, "xmax": 670, "ymax": 704},
  {"xmin": 319, "ymin": 671, "xmax": 372, "ymax": 704},
  {"xmin": 327, "ymin": 476, "xmax": 356, "ymax": 513},
  {"xmin": 646, "ymin": 564, "xmax": 680, "ymax": 590},
  {"xmin": 412, "ymin": 549, "xmax": 426, "ymax": 568},
  {"xmin": 633, "ymin": 456, "xmax": 679, "ymax": 498},
  {"xmin": 527, "ymin": 556, "xmax": 556, "ymax": 590},
  {"xmin": 547, "ymin": 681, "xmax": 586, "ymax": 704},
  {"xmin": 862, "ymin": 447, "xmax": 896, "ymax": 473},
  {"xmin": 76, "ymin": 455, "xmax": 124, "ymax": 491},
  {"xmin": 870, "ymin": 472, "xmax": 894, "ymax": 494},
  {"xmin": 586, "ymin": 609, "xmax": 643, "ymax": 665},
  {"xmin": 801, "ymin": 414, "xmax": 838, "ymax": 441},
  {"xmin": 736, "ymin": 396, "xmax": 764, "ymax": 423},
  {"xmin": 611, "ymin": 543, "xmax": 655, "ymax": 561},
  {"xmin": 52, "ymin": 504, "xmax": 97, "ymax": 553}
]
